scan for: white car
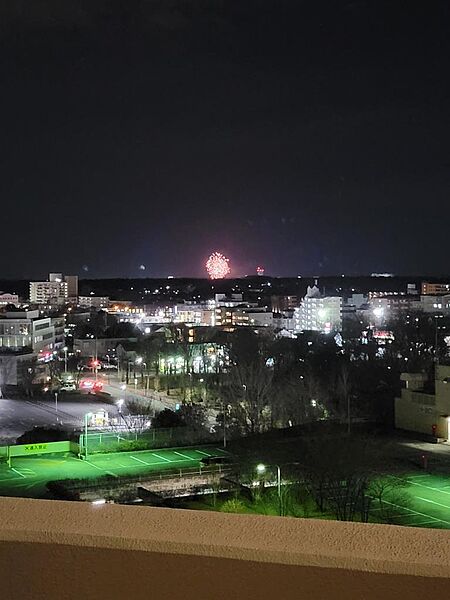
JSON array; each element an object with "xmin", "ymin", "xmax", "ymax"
[{"xmin": 60, "ymin": 383, "xmax": 76, "ymax": 392}]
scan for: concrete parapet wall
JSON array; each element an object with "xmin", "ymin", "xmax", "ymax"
[{"xmin": 0, "ymin": 497, "xmax": 450, "ymax": 599}]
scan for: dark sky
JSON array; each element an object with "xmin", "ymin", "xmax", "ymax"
[{"xmin": 2, "ymin": 1, "xmax": 450, "ymax": 279}]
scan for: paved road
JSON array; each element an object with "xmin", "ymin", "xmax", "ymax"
[
  {"xmin": 0, "ymin": 395, "xmax": 120, "ymax": 445},
  {"xmin": 101, "ymin": 379, "xmax": 178, "ymax": 413},
  {"xmin": 0, "ymin": 376, "xmax": 218, "ymax": 445}
]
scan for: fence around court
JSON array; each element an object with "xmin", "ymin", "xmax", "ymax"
[{"xmin": 79, "ymin": 427, "xmax": 220, "ymax": 453}]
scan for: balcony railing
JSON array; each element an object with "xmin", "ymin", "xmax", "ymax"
[{"xmin": 1, "ymin": 496, "xmax": 450, "ymax": 598}]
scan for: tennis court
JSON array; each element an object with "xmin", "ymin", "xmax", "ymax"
[
  {"xmin": 369, "ymin": 473, "xmax": 450, "ymax": 529},
  {"xmin": 0, "ymin": 445, "xmax": 229, "ymax": 498}
]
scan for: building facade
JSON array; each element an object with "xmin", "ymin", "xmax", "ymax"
[
  {"xmin": 294, "ymin": 286, "xmax": 342, "ymax": 333},
  {"xmin": 0, "ymin": 293, "xmax": 19, "ymax": 306},
  {"xmin": 422, "ymin": 282, "xmax": 450, "ymax": 295},
  {"xmin": 78, "ymin": 296, "xmax": 109, "ymax": 309},
  {"xmin": 395, "ymin": 365, "xmax": 450, "ymax": 439},
  {"xmin": 0, "ymin": 310, "xmax": 55, "ymax": 353},
  {"xmin": 30, "ymin": 281, "xmax": 68, "ymax": 304}
]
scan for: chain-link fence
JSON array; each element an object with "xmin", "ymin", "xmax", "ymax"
[{"xmin": 79, "ymin": 426, "xmax": 219, "ymax": 454}]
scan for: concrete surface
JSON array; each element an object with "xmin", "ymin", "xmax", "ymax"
[{"xmin": 0, "ymin": 497, "xmax": 450, "ymax": 599}]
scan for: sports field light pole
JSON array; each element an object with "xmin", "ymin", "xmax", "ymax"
[
  {"xmin": 257, "ymin": 463, "xmax": 282, "ymax": 516},
  {"xmin": 63, "ymin": 346, "xmax": 68, "ymax": 373},
  {"xmin": 84, "ymin": 412, "xmax": 93, "ymax": 460}
]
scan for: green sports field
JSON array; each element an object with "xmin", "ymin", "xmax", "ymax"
[
  {"xmin": 0, "ymin": 445, "xmax": 229, "ymax": 499},
  {"xmin": 369, "ymin": 473, "xmax": 450, "ymax": 529}
]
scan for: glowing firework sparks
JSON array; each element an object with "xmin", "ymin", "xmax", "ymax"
[{"xmin": 206, "ymin": 252, "xmax": 231, "ymax": 279}]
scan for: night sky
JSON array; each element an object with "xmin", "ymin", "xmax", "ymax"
[{"xmin": 2, "ymin": 1, "xmax": 450, "ymax": 279}]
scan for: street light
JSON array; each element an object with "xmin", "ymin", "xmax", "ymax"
[
  {"xmin": 256, "ymin": 463, "xmax": 282, "ymax": 516},
  {"xmin": 63, "ymin": 346, "xmax": 68, "ymax": 373},
  {"xmin": 120, "ymin": 383, "xmax": 127, "ymax": 402},
  {"xmin": 117, "ymin": 399, "xmax": 124, "ymax": 413},
  {"xmin": 83, "ymin": 412, "xmax": 93, "ymax": 460}
]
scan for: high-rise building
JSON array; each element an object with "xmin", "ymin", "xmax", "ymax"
[
  {"xmin": 64, "ymin": 275, "xmax": 78, "ymax": 298},
  {"xmin": 294, "ymin": 285, "xmax": 342, "ymax": 333},
  {"xmin": 30, "ymin": 280, "xmax": 68, "ymax": 304},
  {"xmin": 29, "ymin": 273, "xmax": 77, "ymax": 304}
]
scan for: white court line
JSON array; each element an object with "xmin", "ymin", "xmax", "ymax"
[
  {"xmin": 416, "ymin": 496, "xmax": 450, "ymax": 510},
  {"xmin": 174, "ymin": 451, "xmax": 194, "ymax": 460},
  {"xmin": 412, "ymin": 520, "xmax": 441, "ymax": 526},
  {"xmin": 373, "ymin": 497, "xmax": 449, "ymax": 525},
  {"xmin": 11, "ymin": 468, "xmax": 26, "ymax": 479},
  {"xmin": 130, "ymin": 455, "xmax": 151, "ymax": 466},
  {"xmin": 85, "ymin": 461, "xmax": 104, "ymax": 471},
  {"xmin": 195, "ymin": 450, "xmax": 211, "ymax": 457},
  {"xmin": 152, "ymin": 453, "xmax": 170, "ymax": 462},
  {"xmin": 368, "ymin": 500, "xmax": 444, "ymax": 525},
  {"xmin": 408, "ymin": 481, "xmax": 450, "ymax": 496}
]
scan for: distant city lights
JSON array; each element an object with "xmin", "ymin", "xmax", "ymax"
[
  {"xmin": 256, "ymin": 265, "xmax": 265, "ymax": 276},
  {"xmin": 206, "ymin": 252, "xmax": 231, "ymax": 279}
]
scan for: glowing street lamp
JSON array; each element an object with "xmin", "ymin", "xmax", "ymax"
[
  {"xmin": 63, "ymin": 346, "xmax": 68, "ymax": 373},
  {"xmin": 256, "ymin": 463, "xmax": 282, "ymax": 515}
]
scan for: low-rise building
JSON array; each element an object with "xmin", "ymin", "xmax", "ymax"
[
  {"xmin": 173, "ymin": 303, "xmax": 215, "ymax": 326},
  {"xmin": 74, "ymin": 337, "xmax": 138, "ymax": 358},
  {"xmin": 420, "ymin": 295, "xmax": 450, "ymax": 314},
  {"xmin": 78, "ymin": 296, "xmax": 109, "ymax": 309},
  {"xmin": 214, "ymin": 306, "xmax": 249, "ymax": 327},
  {"xmin": 422, "ymin": 282, "xmax": 450, "ymax": 295},
  {"xmin": 0, "ymin": 293, "xmax": 19, "ymax": 306},
  {"xmin": 395, "ymin": 365, "xmax": 450, "ymax": 439},
  {"xmin": 0, "ymin": 310, "xmax": 55, "ymax": 354}
]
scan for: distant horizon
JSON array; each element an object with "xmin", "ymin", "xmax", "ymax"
[{"xmin": 1, "ymin": 273, "xmax": 450, "ymax": 283}]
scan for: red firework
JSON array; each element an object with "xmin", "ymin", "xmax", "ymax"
[{"xmin": 206, "ymin": 252, "xmax": 231, "ymax": 279}]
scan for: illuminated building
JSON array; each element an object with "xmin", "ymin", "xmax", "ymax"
[
  {"xmin": 422, "ymin": 282, "xmax": 450, "ymax": 295},
  {"xmin": 395, "ymin": 365, "xmax": 450, "ymax": 438},
  {"xmin": 78, "ymin": 296, "xmax": 109, "ymax": 309},
  {"xmin": 173, "ymin": 304, "xmax": 215, "ymax": 326},
  {"xmin": 271, "ymin": 295, "xmax": 300, "ymax": 312},
  {"xmin": 294, "ymin": 285, "xmax": 342, "ymax": 333},
  {"xmin": 0, "ymin": 293, "xmax": 19, "ymax": 306},
  {"xmin": 0, "ymin": 310, "xmax": 55, "ymax": 353},
  {"xmin": 214, "ymin": 306, "xmax": 249, "ymax": 327}
]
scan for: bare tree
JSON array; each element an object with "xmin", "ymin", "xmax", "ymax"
[
  {"xmin": 118, "ymin": 398, "xmax": 154, "ymax": 435},
  {"xmin": 222, "ymin": 358, "xmax": 273, "ymax": 435}
]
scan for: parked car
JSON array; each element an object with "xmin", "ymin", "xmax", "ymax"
[{"xmin": 60, "ymin": 382, "xmax": 76, "ymax": 392}]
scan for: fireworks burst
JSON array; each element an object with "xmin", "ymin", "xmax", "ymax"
[{"xmin": 206, "ymin": 252, "xmax": 231, "ymax": 279}]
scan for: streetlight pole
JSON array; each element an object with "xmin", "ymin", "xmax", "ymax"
[
  {"xmin": 55, "ymin": 391, "xmax": 58, "ymax": 415},
  {"xmin": 84, "ymin": 412, "xmax": 92, "ymax": 460},
  {"xmin": 276, "ymin": 465, "xmax": 281, "ymax": 516},
  {"xmin": 257, "ymin": 463, "xmax": 282, "ymax": 516},
  {"xmin": 223, "ymin": 404, "xmax": 227, "ymax": 448},
  {"xmin": 63, "ymin": 346, "xmax": 68, "ymax": 373}
]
